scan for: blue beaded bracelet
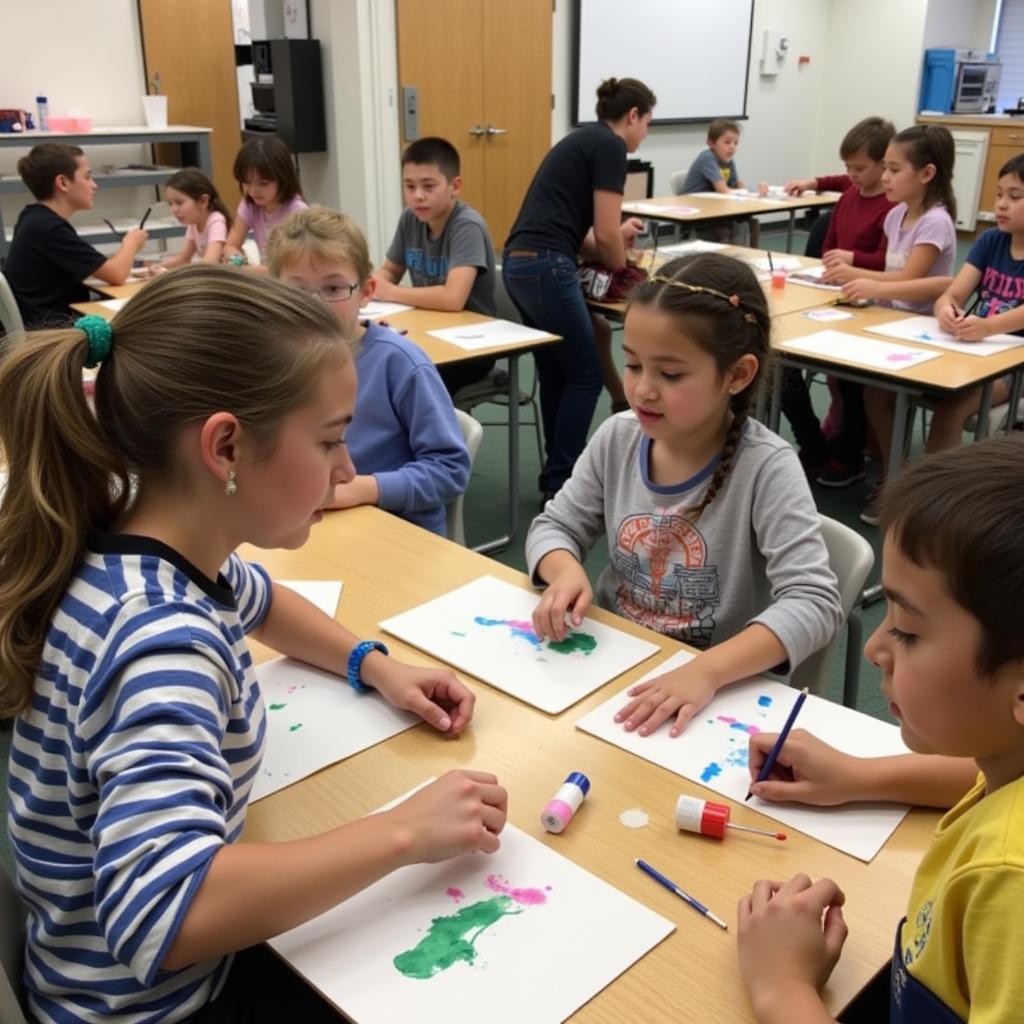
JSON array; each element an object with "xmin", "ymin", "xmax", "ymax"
[{"xmin": 347, "ymin": 639, "xmax": 388, "ymax": 692}]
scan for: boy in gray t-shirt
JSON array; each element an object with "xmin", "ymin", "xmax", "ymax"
[{"xmin": 375, "ymin": 137, "xmax": 497, "ymax": 393}]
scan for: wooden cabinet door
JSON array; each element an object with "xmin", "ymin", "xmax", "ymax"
[
  {"xmin": 396, "ymin": 0, "xmax": 552, "ymax": 251},
  {"xmin": 138, "ymin": 0, "xmax": 241, "ymax": 203}
]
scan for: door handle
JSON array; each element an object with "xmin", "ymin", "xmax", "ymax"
[
  {"xmin": 485, "ymin": 124, "xmax": 509, "ymax": 136},
  {"xmin": 469, "ymin": 124, "xmax": 486, "ymax": 137}
]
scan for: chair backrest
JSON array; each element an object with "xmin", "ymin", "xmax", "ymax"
[
  {"xmin": 790, "ymin": 515, "xmax": 875, "ymax": 696},
  {"xmin": 803, "ymin": 209, "xmax": 833, "ymax": 259},
  {"xmin": 669, "ymin": 170, "xmax": 687, "ymax": 196},
  {"xmin": 0, "ymin": 270, "xmax": 25, "ymax": 337},
  {"xmin": 447, "ymin": 409, "xmax": 484, "ymax": 546},
  {"xmin": 0, "ymin": 857, "xmax": 28, "ymax": 1023}
]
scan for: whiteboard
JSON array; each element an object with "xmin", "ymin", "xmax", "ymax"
[{"xmin": 573, "ymin": 0, "xmax": 755, "ymax": 125}]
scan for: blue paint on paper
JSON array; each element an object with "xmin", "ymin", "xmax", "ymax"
[
  {"xmin": 700, "ymin": 761, "xmax": 722, "ymax": 783},
  {"xmin": 757, "ymin": 695, "xmax": 773, "ymax": 708}
]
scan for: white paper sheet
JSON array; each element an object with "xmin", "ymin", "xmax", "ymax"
[
  {"xmin": 379, "ymin": 575, "xmax": 660, "ymax": 713},
  {"xmin": 781, "ymin": 329, "xmax": 942, "ymax": 372},
  {"xmin": 741, "ymin": 255, "xmax": 803, "ymax": 271},
  {"xmin": 270, "ymin": 783, "xmax": 675, "ymax": 1024},
  {"xmin": 426, "ymin": 319, "xmax": 555, "ymax": 351},
  {"xmin": 803, "ymin": 308, "xmax": 856, "ymax": 322},
  {"xmin": 98, "ymin": 298, "xmax": 128, "ymax": 311},
  {"xmin": 276, "ymin": 580, "xmax": 343, "ymax": 618},
  {"xmin": 250, "ymin": 658, "xmax": 419, "ymax": 801},
  {"xmin": 362, "ymin": 300, "xmax": 415, "ymax": 320},
  {"xmin": 625, "ymin": 201, "xmax": 700, "ymax": 216},
  {"xmin": 865, "ymin": 315, "xmax": 1024, "ymax": 357},
  {"xmin": 686, "ymin": 191, "xmax": 753, "ymax": 202},
  {"xmin": 655, "ymin": 239, "xmax": 729, "ymax": 255},
  {"xmin": 786, "ymin": 265, "xmax": 843, "ymax": 291},
  {"xmin": 575, "ymin": 651, "xmax": 911, "ymax": 861}
]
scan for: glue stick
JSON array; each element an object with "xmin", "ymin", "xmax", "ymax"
[
  {"xmin": 541, "ymin": 771, "xmax": 590, "ymax": 833},
  {"xmin": 676, "ymin": 794, "xmax": 786, "ymax": 841}
]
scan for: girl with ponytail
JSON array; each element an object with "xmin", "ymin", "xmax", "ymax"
[{"xmin": 526, "ymin": 253, "xmax": 841, "ymax": 738}]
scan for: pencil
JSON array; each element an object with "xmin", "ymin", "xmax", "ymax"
[
  {"xmin": 103, "ymin": 218, "xmax": 123, "ymax": 240},
  {"xmin": 139, "ymin": 207, "xmax": 152, "ymax": 230},
  {"xmin": 746, "ymin": 686, "xmax": 809, "ymax": 801},
  {"xmin": 635, "ymin": 858, "xmax": 728, "ymax": 930},
  {"xmin": 766, "ymin": 250, "xmax": 775, "ymax": 273}
]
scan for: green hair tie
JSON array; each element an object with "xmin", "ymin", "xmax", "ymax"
[{"xmin": 75, "ymin": 314, "xmax": 113, "ymax": 369}]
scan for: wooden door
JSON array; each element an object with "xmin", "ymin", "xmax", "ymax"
[
  {"xmin": 396, "ymin": 0, "xmax": 552, "ymax": 249},
  {"xmin": 138, "ymin": 0, "xmax": 241, "ymax": 203}
]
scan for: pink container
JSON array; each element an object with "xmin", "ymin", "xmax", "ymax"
[
  {"xmin": 47, "ymin": 116, "xmax": 74, "ymax": 132},
  {"xmin": 70, "ymin": 117, "xmax": 92, "ymax": 132}
]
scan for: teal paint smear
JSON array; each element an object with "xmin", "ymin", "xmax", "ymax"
[
  {"xmin": 472, "ymin": 616, "xmax": 596, "ymax": 656},
  {"xmin": 393, "ymin": 895, "xmax": 522, "ymax": 979},
  {"xmin": 547, "ymin": 632, "xmax": 597, "ymax": 655},
  {"xmin": 268, "ymin": 703, "xmax": 286, "ymax": 711},
  {"xmin": 757, "ymin": 695, "xmax": 773, "ymax": 707},
  {"xmin": 288, "ymin": 723, "xmax": 302, "ymax": 732},
  {"xmin": 701, "ymin": 761, "xmax": 722, "ymax": 783}
]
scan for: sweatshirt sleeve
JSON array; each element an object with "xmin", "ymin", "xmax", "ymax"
[
  {"xmin": 815, "ymin": 174, "xmax": 851, "ymax": 193},
  {"xmin": 372, "ymin": 365, "xmax": 471, "ymax": 514},
  {"xmin": 746, "ymin": 448, "xmax": 843, "ymax": 671},
  {"xmin": 851, "ymin": 207, "xmax": 890, "ymax": 271},
  {"xmin": 525, "ymin": 419, "xmax": 612, "ymax": 584}
]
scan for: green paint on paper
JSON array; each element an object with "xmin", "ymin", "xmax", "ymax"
[
  {"xmin": 289, "ymin": 723, "xmax": 303, "ymax": 732},
  {"xmin": 450, "ymin": 631, "xmax": 467, "ymax": 637},
  {"xmin": 393, "ymin": 896, "xmax": 521, "ymax": 979},
  {"xmin": 547, "ymin": 631, "xmax": 597, "ymax": 655},
  {"xmin": 268, "ymin": 703, "xmax": 287, "ymax": 711}
]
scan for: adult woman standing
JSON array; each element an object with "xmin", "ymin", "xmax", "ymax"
[{"xmin": 504, "ymin": 77, "xmax": 656, "ymax": 502}]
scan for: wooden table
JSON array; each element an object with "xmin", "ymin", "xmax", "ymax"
[
  {"xmin": 769, "ymin": 305, "xmax": 1024, "ymax": 477},
  {"xmin": 71, "ymin": 293, "xmax": 560, "ymax": 556},
  {"xmin": 240, "ymin": 506, "xmax": 936, "ymax": 1023},
  {"xmin": 623, "ymin": 192, "xmax": 840, "ymax": 253},
  {"xmin": 81, "ymin": 278, "xmax": 148, "ymax": 301}
]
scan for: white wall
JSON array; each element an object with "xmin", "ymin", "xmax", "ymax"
[{"xmin": 922, "ymin": 0, "xmax": 998, "ymax": 50}]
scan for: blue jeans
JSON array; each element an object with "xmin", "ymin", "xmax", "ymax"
[{"xmin": 503, "ymin": 251, "xmax": 602, "ymax": 492}]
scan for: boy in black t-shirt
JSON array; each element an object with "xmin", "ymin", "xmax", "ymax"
[{"xmin": 5, "ymin": 144, "xmax": 148, "ymax": 328}]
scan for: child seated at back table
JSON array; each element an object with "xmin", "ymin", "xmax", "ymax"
[
  {"xmin": 4, "ymin": 143, "xmax": 147, "ymax": 328},
  {"xmin": 679, "ymin": 119, "xmax": 764, "ymax": 245},
  {"xmin": 527, "ymin": 252, "xmax": 841, "ymax": 738},
  {"xmin": 150, "ymin": 168, "xmax": 232, "ymax": 269},
  {"xmin": 222, "ymin": 137, "xmax": 307, "ymax": 268},
  {"xmin": 268, "ymin": 206, "xmax": 471, "ymax": 536},
  {"xmin": 737, "ymin": 437, "xmax": 1024, "ymax": 1024},
  {"xmin": 780, "ymin": 115, "xmax": 895, "ymax": 487},
  {"xmin": 374, "ymin": 136, "xmax": 497, "ymax": 394}
]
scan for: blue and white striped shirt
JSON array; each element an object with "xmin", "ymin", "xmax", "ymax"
[{"xmin": 6, "ymin": 534, "xmax": 271, "ymax": 1023}]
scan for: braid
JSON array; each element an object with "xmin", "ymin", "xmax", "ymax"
[{"xmin": 685, "ymin": 394, "xmax": 750, "ymax": 522}]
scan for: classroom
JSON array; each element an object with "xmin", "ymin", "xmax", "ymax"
[{"xmin": 1, "ymin": 1, "xmax": 1023, "ymax": 1022}]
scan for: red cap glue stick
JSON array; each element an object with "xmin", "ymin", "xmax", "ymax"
[
  {"xmin": 542, "ymin": 771, "xmax": 590, "ymax": 833},
  {"xmin": 675, "ymin": 794, "xmax": 786, "ymax": 841}
]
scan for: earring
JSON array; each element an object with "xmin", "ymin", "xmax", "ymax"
[{"xmin": 225, "ymin": 469, "xmax": 238, "ymax": 496}]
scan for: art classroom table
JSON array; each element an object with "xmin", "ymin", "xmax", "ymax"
[
  {"xmin": 81, "ymin": 278, "xmax": 149, "ymax": 301},
  {"xmin": 240, "ymin": 505, "xmax": 937, "ymax": 1024},
  {"xmin": 586, "ymin": 244, "xmax": 836, "ymax": 320},
  {"xmin": 769, "ymin": 305, "xmax": 1024, "ymax": 480},
  {"xmin": 70, "ymin": 292, "xmax": 560, "ymax": 557},
  {"xmin": 622, "ymin": 192, "xmax": 841, "ymax": 253}
]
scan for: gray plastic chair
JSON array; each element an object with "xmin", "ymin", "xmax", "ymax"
[
  {"xmin": 0, "ymin": 270, "xmax": 24, "ymax": 337},
  {"xmin": 669, "ymin": 170, "xmax": 687, "ymax": 195},
  {"xmin": 790, "ymin": 515, "xmax": 875, "ymax": 706},
  {"xmin": 447, "ymin": 409, "xmax": 483, "ymax": 546},
  {"xmin": 0, "ymin": 857, "xmax": 28, "ymax": 1024}
]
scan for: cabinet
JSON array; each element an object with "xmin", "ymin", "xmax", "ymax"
[
  {"xmin": 978, "ymin": 123, "xmax": 1024, "ymax": 223},
  {"xmin": 0, "ymin": 126, "xmax": 213, "ymax": 259},
  {"xmin": 950, "ymin": 131, "xmax": 989, "ymax": 231}
]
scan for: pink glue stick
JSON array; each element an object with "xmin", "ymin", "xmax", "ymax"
[{"xmin": 541, "ymin": 771, "xmax": 590, "ymax": 833}]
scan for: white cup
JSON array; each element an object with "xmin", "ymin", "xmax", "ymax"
[{"xmin": 142, "ymin": 95, "xmax": 168, "ymax": 129}]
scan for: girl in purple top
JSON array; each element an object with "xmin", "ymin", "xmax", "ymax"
[
  {"xmin": 822, "ymin": 126, "xmax": 958, "ymax": 524},
  {"xmin": 223, "ymin": 137, "xmax": 308, "ymax": 266}
]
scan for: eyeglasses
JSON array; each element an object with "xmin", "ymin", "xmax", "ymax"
[{"xmin": 293, "ymin": 281, "xmax": 361, "ymax": 303}]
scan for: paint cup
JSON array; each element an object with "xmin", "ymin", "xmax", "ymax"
[
  {"xmin": 541, "ymin": 771, "xmax": 590, "ymax": 833},
  {"xmin": 770, "ymin": 269, "xmax": 787, "ymax": 290},
  {"xmin": 142, "ymin": 95, "xmax": 168, "ymax": 128}
]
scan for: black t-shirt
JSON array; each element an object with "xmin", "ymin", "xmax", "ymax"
[
  {"xmin": 5, "ymin": 203, "xmax": 106, "ymax": 328},
  {"xmin": 505, "ymin": 123, "xmax": 627, "ymax": 257}
]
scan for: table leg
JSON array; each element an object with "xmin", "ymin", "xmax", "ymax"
[
  {"xmin": 973, "ymin": 381, "xmax": 993, "ymax": 441},
  {"xmin": 1006, "ymin": 370, "xmax": 1024, "ymax": 434},
  {"xmin": 786, "ymin": 210, "xmax": 796, "ymax": 253},
  {"xmin": 473, "ymin": 354, "xmax": 519, "ymax": 555}
]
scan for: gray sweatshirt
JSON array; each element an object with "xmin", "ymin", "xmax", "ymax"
[{"xmin": 526, "ymin": 414, "xmax": 842, "ymax": 672}]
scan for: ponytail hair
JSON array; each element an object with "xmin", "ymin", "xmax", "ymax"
[
  {"xmin": 891, "ymin": 124, "xmax": 956, "ymax": 222},
  {"xmin": 165, "ymin": 168, "xmax": 233, "ymax": 228},
  {"xmin": 595, "ymin": 77, "xmax": 656, "ymax": 122},
  {"xmin": 627, "ymin": 253, "xmax": 771, "ymax": 521},
  {"xmin": 0, "ymin": 265, "xmax": 348, "ymax": 716}
]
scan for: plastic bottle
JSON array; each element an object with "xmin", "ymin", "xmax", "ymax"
[{"xmin": 36, "ymin": 96, "xmax": 49, "ymax": 132}]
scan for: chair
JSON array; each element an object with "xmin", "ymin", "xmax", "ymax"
[
  {"xmin": 669, "ymin": 170, "xmax": 687, "ymax": 195},
  {"xmin": 789, "ymin": 515, "xmax": 875, "ymax": 707},
  {"xmin": 0, "ymin": 270, "xmax": 24, "ymax": 337},
  {"xmin": 964, "ymin": 397, "xmax": 1024, "ymax": 437},
  {"xmin": 447, "ymin": 409, "xmax": 483, "ymax": 546},
  {"xmin": 452, "ymin": 270, "xmax": 543, "ymax": 463},
  {"xmin": 0, "ymin": 857, "xmax": 28, "ymax": 1024},
  {"xmin": 803, "ymin": 209, "xmax": 832, "ymax": 259}
]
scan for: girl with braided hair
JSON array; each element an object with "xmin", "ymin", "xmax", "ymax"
[{"xmin": 526, "ymin": 253, "xmax": 842, "ymax": 738}]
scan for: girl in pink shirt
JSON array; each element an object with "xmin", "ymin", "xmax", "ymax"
[{"xmin": 153, "ymin": 169, "xmax": 232, "ymax": 269}]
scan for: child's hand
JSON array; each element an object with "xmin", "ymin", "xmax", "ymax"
[
  {"xmin": 821, "ymin": 261, "xmax": 858, "ymax": 285},
  {"xmin": 614, "ymin": 661, "xmax": 717, "ymax": 738},
  {"xmin": 532, "ymin": 562, "xmax": 593, "ymax": 643},
  {"xmin": 784, "ymin": 178, "xmax": 816, "ymax": 196},
  {"xmin": 373, "ymin": 274, "xmax": 397, "ymax": 301},
  {"xmin": 952, "ymin": 315, "xmax": 990, "ymax": 342},
  {"xmin": 737, "ymin": 875, "xmax": 847, "ymax": 1013},
  {"xmin": 935, "ymin": 300, "xmax": 962, "ymax": 334},
  {"xmin": 367, "ymin": 656, "xmax": 476, "ymax": 734},
  {"xmin": 756, "ymin": 181, "xmax": 770, "ymax": 197},
  {"xmin": 822, "ymin": 248, "xmax": 853, "ymax": 267},
  {"xmin": 387, "ymin": 770, "xmax": 507, "ymax": 863},
  {"xmin": 747, "ymin": 728, "xmax": 862, "ymax": 805},
  {"xmin": 840, "ymin": 278, "xmax": 881, "ymax": 303},
  {"xmin": 621, "ymin": 217, "xmax": 645, "ymax": 246}
]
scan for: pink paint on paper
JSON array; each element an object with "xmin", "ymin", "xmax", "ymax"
[
  {"xmin": 445, "ymin": 887, "xmax": 464, "ymax": 903},
  {"xmin": 485, "ymin": 874, "xmax": 549, "ymax": 906},
  {"xmin": 886, "ymin": 352, "xmax": 916, "ymax": 363},
  {"xmin": 716, "ymin": 714, "xmax": 761, "ymax": 735}
]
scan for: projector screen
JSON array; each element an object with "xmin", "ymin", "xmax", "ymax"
[{"xmin": 573, "ymin": 0, "xmax": 755, "ymax": 125}]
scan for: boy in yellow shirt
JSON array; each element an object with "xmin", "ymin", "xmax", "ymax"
[{"xmin": 737, "ymin": 436, "xmax": 1024, "ymax": 1024}]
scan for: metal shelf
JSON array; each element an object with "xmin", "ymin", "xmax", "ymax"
[{"xmin": 0, "ymin": 166, "xmax": 182, "ymax": 195}]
